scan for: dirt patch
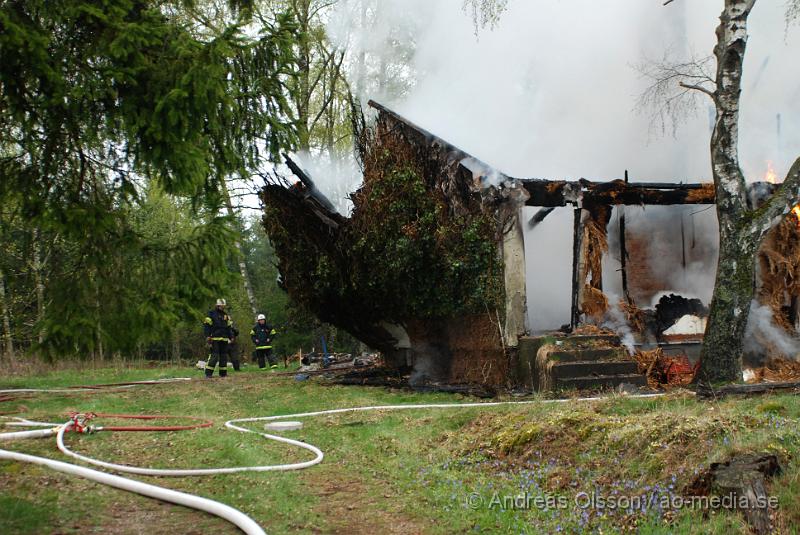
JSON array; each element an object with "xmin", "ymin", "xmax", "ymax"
[
  {"xmin": 98, "ymin": 500, "xmax": 237, "ymax": 535},
  {"xmin": 301, "ymin": 466, "xmax": 425, "ymax": 535}
]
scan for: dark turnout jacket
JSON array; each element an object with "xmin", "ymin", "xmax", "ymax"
[
  {"xmin": 250, "ymin": 322, "xmax": 277, "ymax": 349},
  {"xmin": 204, "ymin": 308, "xmax": 232, "ymax": 340}
]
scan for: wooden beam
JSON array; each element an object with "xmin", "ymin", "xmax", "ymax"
[
  {"xmin": 696, "ymin": 381, "xmax": 800, "ymax": 399},
  {"xmin": 283, "ymin": 154, "xmax": 342, "ymax": 218},
  {"xmin": 527, "ymin": 207, "xmax": 555, "ymax": 229},
  {"xmin": 521, "ymin": 179, "xmax": 717, "ymax": 207},
  {"xmin": 570, "ymin": 208, "xmax": 584, "ymax": 331},
  {"xmin": 619, "ymin": 171, "xmax": 632, "ymax": 304}
]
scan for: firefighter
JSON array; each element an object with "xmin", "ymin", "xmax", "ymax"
[
  {"xmin": 227, "ymin": 321, "xmax": 241, "ymax": 371},
  {"xmin": 203, "ymin": 298, "xmax": 232, "ymax": 378},
  {"xmin": 250, "ymin": 314, "xmax": 278, "ymax": 370}
]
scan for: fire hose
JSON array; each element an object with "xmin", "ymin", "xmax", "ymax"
[
  {"xmin": 0, "ymin": 377, "xmax": 192, "ymax": 398},
  {"xmin": 0, "ymin": 383, "xmax": 666, "ymax": 534},
  {"xmin": 0, "ymin": 438, "xmax": 265, "ymax": 535}
]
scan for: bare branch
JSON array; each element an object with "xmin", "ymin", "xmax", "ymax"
[
  {"xmin": 679, "ymin": 81, "xmax": 715, "ymax": 98},
  {"xmin": 634, "ymin": 51, "xmax": 716, "ymax": 137},
  {"xmin": 310, "ymin": 50, "xmax": 346, "ymax": 131}
]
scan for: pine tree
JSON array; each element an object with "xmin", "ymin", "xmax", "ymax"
[{"xmin": 0, "ymin": 0, "xmax": 298, "ymax": 357}]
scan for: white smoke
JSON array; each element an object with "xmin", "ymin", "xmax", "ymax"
[
  {"xmin": 290, "ymin": 151, "xmax": 361, "ymax": 215},
  {"xmin": 619, "ymin": 205, "xmax": 720, "ymax": 307},
  {"xmin": 324, "ymin": 0, "xmax": 800, "ymax": 330},
  {"xmin": 745, "ymin": 300, "xmax": 800, "ymax": 360},
  {"xmin": 522, "ymin": 206, "xmax": 574, "ymax": 330},
  {"xmin": 602, "ymin": 297, "xmax": 636, "ymax": 355}
]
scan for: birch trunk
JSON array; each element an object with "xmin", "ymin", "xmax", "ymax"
[
  {"xmin": 699, "ymin": 0, "xmax": 800, "ymax": 382},
  {"xmin": 220, "ymin": 179, "xmax": 258, "ymax": 317},
  {"xmin": 0, "ymin": 267, "xmax": 13, "ymax": 360},
  {"xmin": 32, "ymin": 231, "xmax": 45, "ymax": 345},
  {"xmin": 294, "ymin": 0, "xmax": 312, "ymax": 151},
  {"xmin": 698, "ymin": 0, "xmax": 756, "ymax": 383}
]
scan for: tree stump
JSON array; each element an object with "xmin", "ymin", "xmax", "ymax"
[{"xmin": 685, "ymin": 453, "xmax": 780, "ymax": 534}]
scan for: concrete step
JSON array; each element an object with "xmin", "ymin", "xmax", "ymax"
[
  {"xmin": 555, "ymin": 373, "xmax": 647, "ymax": 391},
  {"xmin": 550, "ymin": 360, "xmax": 639, "ymax": 379},
  {"xmin": 547, "ymin": 348, "xmax": 627, "ymax": 362}
]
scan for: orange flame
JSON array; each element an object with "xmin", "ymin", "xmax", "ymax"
[
  {"xmin": 764, "ymin": 161, "xmax": 779, "ymax": 184},
  {"xmin": 762, "ymin": 162, "xmax": 799, "ymax": 225}
]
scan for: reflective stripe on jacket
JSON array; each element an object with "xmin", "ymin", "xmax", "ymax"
[
  {"xmin": 204, "ymin": 309, "xmax": 232, "ymax": 339},
  {"xmin": 250, "ymin": 322, "xmax": 277, "ymax": 349}
]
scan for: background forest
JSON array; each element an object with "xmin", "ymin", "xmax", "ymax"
[{"xmin": 0, "ymin": 0, "xmax": 418, "ymax": 363}]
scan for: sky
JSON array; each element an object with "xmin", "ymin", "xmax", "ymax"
[{"xmin": 337, "ymin": 0, "xmax": 800, "ymax": 182}]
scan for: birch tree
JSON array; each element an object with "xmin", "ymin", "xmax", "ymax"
[
  {"xmin": 0, "ymin": 266, "xmax": 13, "ymax": 361},
  {"xmin": 641, "ymin": 0, "xmax": 800, "ymax": 383}
]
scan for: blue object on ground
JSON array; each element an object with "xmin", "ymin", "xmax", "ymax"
[
  {"xmin": 294, "ymin": 373, "xmax": 310, "ymax": 381},
  {"xmin": 320, "ymin": 336, "xmax": 330, "ymax": 368}
]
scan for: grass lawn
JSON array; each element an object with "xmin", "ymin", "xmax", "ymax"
[{"xmin": 1, "ymin": 364, "xmax": 799, "ymax": 534}]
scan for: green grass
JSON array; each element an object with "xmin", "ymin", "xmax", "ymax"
[{"xmin": 2, "ymin": 366, "xmax": 799, "ymax": 534}]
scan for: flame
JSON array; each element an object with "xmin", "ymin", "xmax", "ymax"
[
  {"xmin": 793, "ymin": 205, "xmax": 800, "ymax": 225},
  {"xmin": 764, "ymin": 161, "xmax": 779, "ymax": 184}
]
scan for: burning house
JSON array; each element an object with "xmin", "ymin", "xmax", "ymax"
[{"xmin": 261, "ymin": 101, "xmax": 800, "ymax": 391}]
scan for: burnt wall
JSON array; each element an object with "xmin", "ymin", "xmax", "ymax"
[{"xmin": 405, "ymin": 315, "xmax": 508, "ymax": 387}]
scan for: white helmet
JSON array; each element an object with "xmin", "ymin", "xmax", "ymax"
[
  {"xmin": 257, "ymin": 314, "xmax": 266, "ymax": 321},
  {"xmin": 216, "ymin": 298, "xmax": 227, "ymax": 307}
]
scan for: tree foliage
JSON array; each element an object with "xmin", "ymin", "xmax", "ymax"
[
  {"xmin": 462, "ymin": 0, "xmax": 508, "ymax": 35},
  {"xmin": 262, "ymin": 123, "xmax": 503, "ymax": 334},
  {"xmin": 0, "ymin": 0, "xmax": 299, "ymax": 358}
]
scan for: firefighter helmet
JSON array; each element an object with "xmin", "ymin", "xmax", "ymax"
[
  {"xmin": 216, "ymin": 298, "xmax": 227, "ymax": 307},
  {"xmin": 257, "ymin": 313, "xmax": 266, "ymax": 321}
]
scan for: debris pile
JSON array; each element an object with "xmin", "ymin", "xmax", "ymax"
[
  {"xmin": 296, "ymin": 352, "xmax": 379, "ymax": 374},
  {"xmin": 633, "ymin": 347, "xmax": 661, "ymax": 389},
  {"xmin": 745, "ymin": 357, "xmax": 800, "ymax": 383},
  {"xmin": 633, "ymin": 347, "xmax": 698, "ymax": 388},
  {"xmin": 758, "ymin": 214, "xmax": 800, "ymax": 331},
  {"xmin": 618, "ymin": 299, "xmax": 645, "ymax": 333}
]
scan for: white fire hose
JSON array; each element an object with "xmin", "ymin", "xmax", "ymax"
[
  {"xmin": 0, "ymin": 377, "xmax": 191, "ymax": 396},
  {"xmin": 0, "ymin": 426, "xmax": 60, "ymax": 441},
  {"xmin": 0, "ymin": 434, "xmax": 265, "ymax": 535},
  {"xmin": 0, "ymin": 385, "xmax": 666, "ymax": 534}
]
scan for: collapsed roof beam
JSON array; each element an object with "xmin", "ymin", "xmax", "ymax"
[
  {"xmin": 282, "ymin": 153, "xmax": 345, "ymax": 229},
  {"xmin": 368, "ymin": 99, "xmax": 500, "ymax": 187},
  {"xmin": 527, "ymin": 207, "xmax": 556, "ymax": 229},
  {"xmin": 521, "ymin": 179, "xmax": 717, "ymax": 207},
  {"xmin": 368, "ymin": 100, "xmax": 720, "ymax": 207}
]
